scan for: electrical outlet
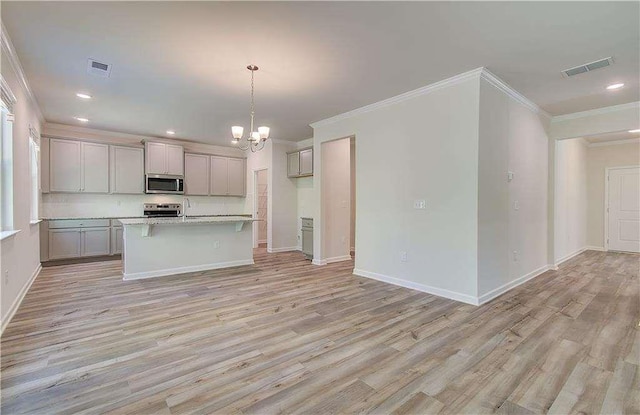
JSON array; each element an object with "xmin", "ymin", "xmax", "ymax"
[
  {"xmin": 513, "ymin": 200, "xmax": 520, "ymax": 210},
  {"xmin": 214, "ymin": 241, "xmax": 220, "ymax": 249},
  {"xmin": 413, "ymin": 200, "xmax": 427, "ymax": 210},
  {"xmin": 400, "ymin": 252, "xmax": 408, "ymax": 262},
  {"xmin": 513, "ymin": 250, "xmax": 519, "ymax": 262},
  {"xmin": 4, "ymin": 270, "xmax": 8, "ymax": 286}
]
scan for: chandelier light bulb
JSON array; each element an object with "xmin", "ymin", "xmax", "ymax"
[
  {"xmin": 251, "ymin": 131, "xmax": 261, "ymax": 141},
  {"xmin": 232, "ymin": 126, "xmax": 244, "ymax": 139},
  {"xmin": 258, "ymin": 126, "xmax": 270, "ymax": 139}
]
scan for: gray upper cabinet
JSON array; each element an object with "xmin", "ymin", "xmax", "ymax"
[
  {"xmin": 184, "ymin": 153, "xmax": 210, "ymax": 196},
  {"xmin": 210, "ymin": 156, "xmax": 245, "ymax": 196},
  {"xmin": 145, "ymin": 142, "xmax": 184, "ymax": 175},
  {"xmin": 287, "ymin": 147, "xmax": 313, "ymax": 178},
  {"xmin": 50, "ymin": 139, "xmax": 109, "ymax": 193},
  {"xmin": 111, "ymin": 146, "xmax": 144, "ymax": 194}
]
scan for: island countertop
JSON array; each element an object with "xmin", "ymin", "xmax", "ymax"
[{"xmin": 118, "ymin": 216, "xmax": 258, "ymax": 226}]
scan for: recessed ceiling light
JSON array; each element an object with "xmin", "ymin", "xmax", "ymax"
[
  {"xmin": 629, "ymin": 129, "xmax": 640, "ymax": 133},
  {"xmin": 166, "ymin": 130, "xmax": 176, "ymax": 135},
  {"xmin": 606, "ymin": 83, "xmax": 624, "ymax": 90},
  {"xmin": 75, "ymin": 117, "xmax": 89, "ymax": 123},
  {"xmin": 76, "ymin": 93, "xmax": 92, "ymax": 99}
]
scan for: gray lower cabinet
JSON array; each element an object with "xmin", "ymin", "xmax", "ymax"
[
  {"xmin": 44, "ymin": 219, "xmax": 123, "ymax": 261},
  {"xmin": 301, "ymin": 217, "xmax": 313, "ymax": 259}
]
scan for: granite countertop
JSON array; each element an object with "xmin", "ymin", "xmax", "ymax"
[
  {"xmin": 41, "ymin": 214, "xmax": 252, "ymax": 221},
  {"xmin": 118, "ymin": 216, "xmax": 258, "ymax": 226}
]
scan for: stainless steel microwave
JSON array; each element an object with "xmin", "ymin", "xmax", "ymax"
[{"xmin": 145, "ymin": 174, "xmax": 184, "ymax": 194}]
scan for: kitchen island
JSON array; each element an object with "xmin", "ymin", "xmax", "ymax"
[{"xmin": 118, "ymin": 216, "xmax": 257, "ymax": 280}]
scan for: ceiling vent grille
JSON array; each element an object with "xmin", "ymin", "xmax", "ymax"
[
  {"xmin": 562, "ymin": 57, "xmax": 614, "ymax": 77},
  {"xmin": 87, "ymin": 59, "xmax": 112, "ymax": 78}
]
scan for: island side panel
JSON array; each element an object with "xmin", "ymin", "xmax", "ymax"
[{"xmin": 122, "ymin": 222, "xmax": 254, "ymax": 280}]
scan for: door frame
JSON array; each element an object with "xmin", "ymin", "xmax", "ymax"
[
  {"xmin": 253, "ymin": 168, "xmax": 268, "ymax": 249},
  {"xmin": 604, "ymin": 165, "xmax": 640, "ymax": 251}
]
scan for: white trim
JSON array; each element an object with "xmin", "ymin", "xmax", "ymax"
[
  {"xmin": 312, "ymin": 258, "xmax": 327, "ymax": 266},
  {"xmin": 353, "ymin": 268, "xmax": 479, "ymax": 305},
  {"xmin": 122, "ymin": 259, "xmax": 255, "ymax": 281},
  {"xmin": 588, "ymin": 138, "xmax": 640, "ymax": 148},
  {"xmin": 1, "ymin": 264, "xmax": 41, "ymax": 336},
  {"xmin": 480, "ymin": 68, "xmax": 551, "ymax": 119},
  {"xmin": 324, "ymin": 255, "xmax": 352, "ymax": 264},
  {"xmin": 585, "ymin": 246, "xmax": 606, "ymax": 252},
  {"xmin": 477, "ymin": 264, "xmax": 552, "ymax": 305},
  {"xmin": 0, "ymin": 23, "xmax": 44, "ymax": 122},
  {"xmin": 555, "ymin": 247, "xmax": 588, "ymax": 267},
  {"xmin": 310, "ymin": 67, "xmax": 484, "ymax": 128},
  {"xmin": 0, "ymin": 75, "xmax": 17, "ymax": 109},
  {"xmin": 29, "ymin": 220, "xmax": 42, "ymax": 226},
  {"xmin": 551, "ymin": 101, "xmax": 640, "ymax": 122},
  {"xmin": 0, "ymin": 230, "xmax": 20, "ymax": 241},
  {"xmin": 267, "ymin": 246, "xmax": 299, "ymax": 253}
]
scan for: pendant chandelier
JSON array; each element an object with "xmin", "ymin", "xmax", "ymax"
[{"xmin": 231, "ymin": 64, "xmax": 269, "ymax": 152}]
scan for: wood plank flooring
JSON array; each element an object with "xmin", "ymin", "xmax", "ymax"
[{"xmin": 1, "ymin": 249, "xmax": 638, "ymax": 414}]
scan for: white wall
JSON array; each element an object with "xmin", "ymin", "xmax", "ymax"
[
  {"xmin": 312, "ymin": 72, "xmax": 481, "ymax": 302},
  {"xmin": 477, "ymin": 77, "xmax": 550, "ymax": 301},
  {"xmin": 587, "ymin": 142, "xmax": 640, "ymax": 248},
  {"xmin": 554, "ymin": 138, "xmax": 588, "ymax": 263},
  {"xmin": 320, "ymin": 137, "xmax": 352, "ymax": 261},
  {"xmin": 270, "ymin": 141, "xmax": 298, "ymax": 251},
  {"xmin": 1, "ymin": 43, "xmax": 43, "ymax": 331}
]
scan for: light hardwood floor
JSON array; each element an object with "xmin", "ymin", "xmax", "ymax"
[{"xmin": 1, "ymin": 249, "xmax": 638, "ymax": 414}]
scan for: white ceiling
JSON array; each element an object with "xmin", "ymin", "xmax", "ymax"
[{"xmin": 2, "ymin": 2, "xmax": 639, "ymax": 145}]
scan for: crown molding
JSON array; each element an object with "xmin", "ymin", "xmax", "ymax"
[
  {"xmin": 1, "ymin": 22, "xmax": 44, "ymax": 122},
  {"xmin": 552, "ymin": 101, "xmax": 640, "ymax": 123},
  {"xmin": 310, "ymin": 67, "xmax": 485, "ymax": 128},
  {"xmin": 587, "ymin": 137, "xmax": 640, "ymax": 148},
  {"xmin": 310, "ymin": 67, "xmax": 550, "ymax": 129},
  {"xmin": 479, "ymin": 68, "xmax": 551, "ymax": 119}
]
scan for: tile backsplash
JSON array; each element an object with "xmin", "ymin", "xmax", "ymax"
[{"xmin": 42, "ymin": 193, "xmax": 251, "ymax": 218}]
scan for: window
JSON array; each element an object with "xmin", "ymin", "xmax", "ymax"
[
  {"xmin": 29, "ymin": 128, "xmax": 40, "ymax": 222},
  {"xmin": 1, "ymin": 99, "xmax": 14, "ymax": 231}
]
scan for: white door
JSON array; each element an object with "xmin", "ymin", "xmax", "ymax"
[
  {"xmin": 82, "ymin": 228, "xmax": 111, "ymax": 257},
  {"xmin": 256, "ymin": 170, "xmax": 268, "ymax": 243},
  {"xmin": 227, "ymin": 158, "xmax": 245, "ymax": 196},
  {"xmin": 210, "ymin": 156, "xmax": 228, "ymax": 195},
  {"xmin": 81, "ymin": 142, "xmax": 109, "ymax": 193},
  {"xmin": 50, "ymin": 139, "xmax": 82, "ymax": 192},
  {"xmin": 166, "ymin": 144, "xmax": 184, "ymax": 175},
  {"xmin": 146, "ymin": 142, "xmax": 167, "ymax": 174},
  {"xmin": 184, "ymin": 153, "xmax": 210, "ymax": 195},
  {"xmin": 48, "ymin": 229, "xmax": 82, "ymax": 259},
  {"xmin": 608, "ymin": 167, "xmax": 640, "ymax": 253},
  {"xmin": 111, "ymin": 146, "xmax": 144, "ymax": 194}
]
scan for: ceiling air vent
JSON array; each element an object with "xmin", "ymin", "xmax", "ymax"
[
  {"xmin": 87, "ymin": 59, "xmax": 112, "ymax": 78},
  {"xmin": 562, "ymin": 57, "xmax": 614, "ymax": 77}
]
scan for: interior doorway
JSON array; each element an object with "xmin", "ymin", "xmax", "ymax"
[
  {"xmin": 254, "ymin": 169, "xmax": 268, "ymax": 248},
  {"xmin": 319, "ymin": 136, "xmax": 355, "ymax": 264},
  {"xmin": 606, "ymin": 166, "xmax": 640, "ymax": 253}
]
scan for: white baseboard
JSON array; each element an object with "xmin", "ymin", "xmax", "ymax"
[
  {"xmin": 325, "ymin": 255, "xmax": 352, "ymax": 264},
  {"xmin": 554, "ymin": 247, "xmax": 588, "ymax": 267},
  {"xmin": 477, "ymin": 264, "xmax": 552, "ymax": 305},
  {"xmin": 267, "ymin": 246, "xmax": 299, "ymax": 253},
  {"xmin": 1, "ymin": 264, "xmax": 42, "ymax": 336},
  {"xmin": 312, "ymin": 259, "xmax": 326, "ymax": 266},
  {"xmin": 258, "ymin": 239, "xmax": 267, "ymax": 244},
  {"xmin": 352, "ymin": 268, "xmax": 479, "ymax": 305},
  {"xmin": 123, "ymin": 259, "xmax": 254, "ymax": 281},
  {"xmin": 585, "ymin": 246, "xmax": 606, "ymax": 252}
]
